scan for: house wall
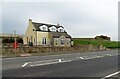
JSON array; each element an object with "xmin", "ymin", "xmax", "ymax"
[
  {"xmin": 23, "ymin": 19, "xmax": 36, "ymax": 45},
  {"xmin": 65, "ymin": 38, "xmax": 71, "ymax": 47},
  {"xmin": 23, "ymin": 19, "xmax": 72, "ymax": 47},
  {"xmin": 53, "ymin": 38, "xmax": 59, "ymax": 46},
  {"xmin": 53, "ymin": 35, "xmax": 71, "ymax": 47},
  {"xmin": 36, "ymin": 31, "xmax": 51, "ymax": 45}
]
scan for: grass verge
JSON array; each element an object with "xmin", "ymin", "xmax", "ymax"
[{"xmin": 73, "ymin": 39, "xmax": 120, "ymax": 48}]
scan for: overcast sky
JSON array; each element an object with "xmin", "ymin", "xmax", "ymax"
[{"xmin": 1, "ymin": 0, "xmax": 119, "ymax": 41}]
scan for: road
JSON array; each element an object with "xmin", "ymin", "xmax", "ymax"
[{"xmin": 2, "ymin": 49, "xmax": 120, "ymax": 78}]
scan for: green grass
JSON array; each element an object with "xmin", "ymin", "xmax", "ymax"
[{"xmin": 73, "ymin": 39, "xmax": 120, "ymax": 48}]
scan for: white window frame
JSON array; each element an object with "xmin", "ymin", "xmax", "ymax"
[
  {"xmin": 39, "ymin": 25, "xmax": 48, "ymax": 31},
  {"xmin": 58, "ymin": 27, "xmax": 64, "ymax": 32},
  {"xmin": 49, "ymin": 26, "xmax": 57, "ymax": 32},
  {"xmin": 61, "ymin": 38, "xmax": 64, "ymax": 45}
]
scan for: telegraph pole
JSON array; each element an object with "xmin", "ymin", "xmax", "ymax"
[{"xmin": 14, "ymin": 29, "xmax": 17, "ymax": 54}]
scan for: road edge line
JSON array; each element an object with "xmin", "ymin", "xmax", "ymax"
[{"xmin": 101, "ymin": 71, "xmax": 120, "ymax": 79}]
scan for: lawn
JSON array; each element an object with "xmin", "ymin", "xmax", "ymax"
[{"xmin": 73, "ymin": 39, "xmax": 120, "ymax": 48}]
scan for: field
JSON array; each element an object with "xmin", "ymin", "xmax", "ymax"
[{"xmin": 73, "ymin": 39, "xmax": 120, "ymax": 48}]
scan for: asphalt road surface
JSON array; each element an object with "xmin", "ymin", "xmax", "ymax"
[{"xmin": 2, "ymin": 49, "xmax": 120, "ymax": 79}]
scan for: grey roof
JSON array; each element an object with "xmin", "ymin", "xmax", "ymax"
[
  {"xmin": 50, "ymin": 32, "xmax": 71, "ymax": 38},
  {"xmin": 32, "ymin": 22, "xmax": 63, "ymax": 31},
  {"xmin": 32, "ymin": 22, "xmax": 71, "ymax": 38}
]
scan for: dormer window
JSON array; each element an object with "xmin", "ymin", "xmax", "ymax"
[
  {"xmin": 59, "ymin": 29, "xmax": 64, "ymax": 32},
  {"xmin": 42, "ymin": 27, "xmax": 47, "ymax": 31},
  {"xmin": 58, "ymin": 27, "xmax": 64, "ymax": 32},
  {"xmin": 51, "ymin": 28, "xmax": 56, "ymax": 32},
  {"xmin": 49, "ymin": 26, "xmax": 57, "ymax": 32},
  {"xmin": 39, "ymin": 25, "xmax": 48, "ymax": 31}
]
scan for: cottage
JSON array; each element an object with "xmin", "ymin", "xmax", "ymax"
[{"xmin": 23, "ymin": 19, "xmax": 72, "ymax": 47}]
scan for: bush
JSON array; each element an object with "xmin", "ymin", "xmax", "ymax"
[{"xmin": 2, "ymin": 37, "xmax": 23, "ymax": 43}]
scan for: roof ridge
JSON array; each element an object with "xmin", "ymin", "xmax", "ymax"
[{"xmin": 32, "ymin": 22, "xmax": 61, "ymax": 26}]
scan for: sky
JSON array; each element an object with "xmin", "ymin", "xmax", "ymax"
[{"xmin": 1, "ymin": 0, "xmax": 119, "ymax": 41}]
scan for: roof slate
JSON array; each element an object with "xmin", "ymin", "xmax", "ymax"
[
  {"xmin": 50, "ymin": 32, "xmax": 71, "ymax": 38},
  {"xmin": 32, "ymin": 22, "xmax": 63, "ymax": 31},
  {"xmin": 32, "ymin": 22, "xmax": 71, "ymax": 38}
]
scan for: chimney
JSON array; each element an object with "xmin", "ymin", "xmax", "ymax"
[
  {"xmin": 57, "ymin": 23, "xmax": 60, "ymax": 26},
  {"xmin": 29, "ymin": 19, "xmax": 32, "ymax": 22}
]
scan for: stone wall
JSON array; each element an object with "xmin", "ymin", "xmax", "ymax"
[{"xmin": 1, "ymin": 44, "xmax": 100, "ymax": 54}]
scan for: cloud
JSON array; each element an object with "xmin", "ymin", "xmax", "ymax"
[{"xmin": 2, "ymin": 0, "xmax": 119, "ymax": 40}]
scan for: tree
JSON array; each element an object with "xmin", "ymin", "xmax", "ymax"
[{"xmin": 2, "ymin": 38, "xmax": 9, "ymax": 43}]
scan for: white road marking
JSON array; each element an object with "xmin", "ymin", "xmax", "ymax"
[
  {"xmin": 3, "ymin": 50, "xmax": 106, "ymax": 60},
  {"xmin": 97, "ymin": 56, "xmax": 103, "ymax": 58},
  {"xmin": 22, "ymin": 62, "xmax": 29, "ymax": 67},
  {"xmin": 59, "ymin": 59, "xmax": 62, "ymax": 62},
  {"xmin": 3, "ymin": 53, "xmax": 82, "ymax": 60},
  {"xmin": 84, "ymin": 57, "xmax": 96, "ymax": 60},
  {"xmin": 30, "ymin": 62, "xmax": 59, "ymax": 67},
  {"xmin": 61, "ymin": 60, "xmax": 72, "ymax": 63},
  {"xmin": 106, "ymin": 54, "xmax": 112, "ymax": 56},
  {"xmin": 83, "ymin": 55, "xmax": 103, "ymax": 60},
  {"xmin": 21, "ymin": 59, "xmax": 59, "ymax": 67},
  {"xmin": 30, "ymin": 53, "xmax": 116, "ymax": 67},
  {"xmin": 22, "ymin": 58, "xmax": 72, "ymax": 67},
  {"xmin": 3, "ymin": 50, "xmax": 118, "ymax": 60},
  {"xmin": 76, "ymin": 57, "xmax": 82, "ymax": 59},
  {"xmin": 30, "ymin": 60, "xmax": 72, "ymax": 67},
  {"xmin": 33, "ymin": 59, "xmax": 59, "ymax": 63},
  {"xmin": 20, "ymin": 52, "xmax": 118, "ymax": 67},
  {"xmin": 101, "ymin": 71, "xmax": 120, "ymax": 79},
  {"xmin": 76, "ymin": 55, "xmax": 104, "ymax": 60},
  {"xmin": 80, "ymin": 57, "xmax": 84, "ymax": 60}
]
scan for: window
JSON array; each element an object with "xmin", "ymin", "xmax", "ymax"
[
  {"xmin": 34, "ymin": 38, "xmax": 35, "ymax": 42},
  {"xmin": 51, "ymin": 28, "xmax": 56, "ymax": 32},
  {"xmin": 31, "ymin": 36, "xmax": 33, "ymax": 42},
  {"xmin": 58, "ymin": 27, "xmax": 64, "ymax": 32},
  {"xmin": 55, "ymin": 38, "xmax": 58, "ymax": 45},
  {"xmin": 42, "ymin": 37, "xmax": 46, "ymax": 45},
  {"xmin": 39, "ymin": 25, "xmax": 48, "ymax": 31},
  {"xmin": 42, "ymin": 27, "xmax": 47, "ymax": 31},
  {"xmin": 59, "ymin": 29, "xmax": 64, "ymax": 32},
  {"xmin": 27, "ymin": 37, "xmax": 28, "ymax": 43},
  {"xmin": 61, "ymin": 38, "xmax": 64, "ymax": 45},
  {"xmin": 50, "ymin": 26, "xmax": 57, "ymax": 32}
]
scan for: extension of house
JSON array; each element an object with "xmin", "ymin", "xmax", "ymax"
[{"xmin": 23, "ymin": 19, "xmax": 73, "ymax": 47}]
